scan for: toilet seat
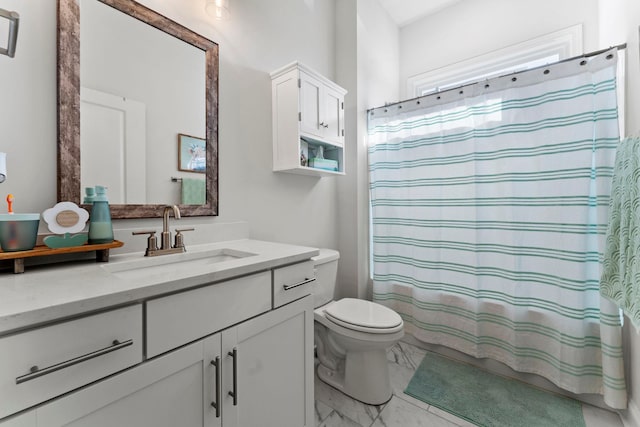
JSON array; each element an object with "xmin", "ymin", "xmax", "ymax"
[{"xmin": 324, "ymin": 298, "xmax": 403, "ymax": 334}]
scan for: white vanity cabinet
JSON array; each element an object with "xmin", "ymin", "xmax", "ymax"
[
  {"xmin": 0, "ymin": 257, "xmax": 315, "ymax": 427},
  {"xmin": 271, "ymin": 61, "xmax": 347, "ymax": 176},
  {"xmin": 27, "ymin": 296, "xmax": 313, "ymax": 427}
]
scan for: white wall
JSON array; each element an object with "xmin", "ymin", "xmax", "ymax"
[
  {"xmin": 399, "ymin": 0, "xmax": 600, "ymax": 99},
  {"xmin": 335, "ymin": 0, "xmax": 358, "ymax": 299},
  {"xmin": 334, "ymin": 0, "xmax": 399, "ymax": 299},
  {"xmin": 0, "ymin": 0, "xmax": 57, "ymax": 217},
  {"xmin": 0, "ymin": 0, "xmax": 340, "ymax": 254},
  {"xmin": 355, "ymin": 0, "xmax": 399, "ymax": 299}
]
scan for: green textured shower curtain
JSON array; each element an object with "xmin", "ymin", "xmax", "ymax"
[{"xmin": 368, "ymin": 50, "xmax": 626, "ymax": 408}]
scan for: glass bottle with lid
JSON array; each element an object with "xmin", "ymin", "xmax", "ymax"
[{"xmin": 88, "ymin": 185, "xmax": 114, "ymax": 244}]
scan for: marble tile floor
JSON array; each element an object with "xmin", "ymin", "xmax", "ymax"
[{"xmin": 314, "ymin": 341, "xmax": 624, "ymax": 427}]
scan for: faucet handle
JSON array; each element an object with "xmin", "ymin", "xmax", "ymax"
[
  {"xmin": 132, "ymin": 230, "xmax": 158, "ymax": 256},
  {"xmin": 174, "ymin": 228, "xmax": 195, "ymax": 250}
]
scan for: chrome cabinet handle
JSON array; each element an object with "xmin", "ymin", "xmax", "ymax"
[
  {"xmin": 228, "ymin": 348, "xmax": 238, "ymax": 406},
  {"xmin": 319, "ymin": 122, "xmax": 329, "ymax": 128},
  {"xmin": 210, "ymin": 356, "xmax": 221, "ymax": 418},
  {"xmin": 283, "ymin": 277, "xmax": 315, "ymax": 291},
  {"xmin": 16, "ymin": 339, "xmax": 133, "ymax": 385}
]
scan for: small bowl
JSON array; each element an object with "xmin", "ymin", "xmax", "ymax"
[{"xmin": 0, "ymin": 213, "xmax": 40, "ymax": 252}]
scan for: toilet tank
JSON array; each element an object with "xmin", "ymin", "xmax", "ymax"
[{"xmin": 312, "ymin": 248, "xmax": 340, "ymax": 308}]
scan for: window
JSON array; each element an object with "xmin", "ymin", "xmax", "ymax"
[{"xmin": 407, "ymin": 25, "xmax": 583, "ymax": 97}]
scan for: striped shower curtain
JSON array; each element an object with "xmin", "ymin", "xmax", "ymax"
[{"xmin": 368, "ymin": 49, "xmax": 626, "ymax": 408}]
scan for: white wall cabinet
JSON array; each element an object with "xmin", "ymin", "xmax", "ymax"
[{"xmin": 271, "ymin": 61, "xmax": 347, "ymax": 176}]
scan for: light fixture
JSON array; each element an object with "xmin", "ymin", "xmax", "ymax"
[{"xmin": 205, "ymin": 0, "xmax": 230, "ymax": 20}]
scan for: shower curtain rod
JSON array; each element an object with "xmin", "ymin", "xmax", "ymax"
[{"xmin": 368, "ymin": 43, "xmax": 627, "ymax": 114}]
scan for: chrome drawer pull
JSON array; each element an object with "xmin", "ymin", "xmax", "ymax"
[
  {"xmin": 16, "ymin": 339, "xmax": 134, "ymax": 385},
  {"xmin": 210, "ymin": 356, "xmax": 221, "ymax": 418},
  {"xmin": 283, "ymin": 277, "xmax": 315, "ymax": 291},
  {"xmin": 228, "ymin": 348, "xmax": 238, "ymax": 406}
]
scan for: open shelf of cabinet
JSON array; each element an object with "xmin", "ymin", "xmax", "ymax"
[{"xmin": 271, "ymin": 61, "xmax": 347, "ymax": 177}]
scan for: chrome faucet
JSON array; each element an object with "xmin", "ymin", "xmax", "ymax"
[
  {"xmin": 132, "ymin": 205, "xmax": 194, "ymax": 257},
  {"xmin": 161, "ymin": 205, "xmax": 181, "ymax": 251}
]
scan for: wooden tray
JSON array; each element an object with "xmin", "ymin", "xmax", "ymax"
[{"xmin": 0, "ymin": 240, "xmax": 124, "ymax": 274}]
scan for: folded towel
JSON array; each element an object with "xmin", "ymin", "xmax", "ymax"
[
  {"xmin": 600, "ymin": 136, "xmax": 640, "ymax": 330},
  {"xmin": 181, "ymin": 178, "xmax": 206, "ymax": 205}
]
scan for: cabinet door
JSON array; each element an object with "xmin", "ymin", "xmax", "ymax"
[
  {"xmin": 299, "ymin": 73, "xmax": 323, "ymax": 139},
  {"xmin": 0, "ymin": 412, "xmax": 36, "ymax": 427},
  {"xmin": 36, "ymin": 339, "xmax": 215, "ymax": 427},
  {"xmin": 323, "ymin": 86, "xmax": 344, "ymax": 145},
  {"xmin": 222, "ymin": 296, "xmax": 314, "ymax": 427}
]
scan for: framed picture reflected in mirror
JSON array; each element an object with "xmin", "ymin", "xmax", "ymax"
[{"xmin": 178, "ymin": 134, "xmax": 206, "ymax": 173}]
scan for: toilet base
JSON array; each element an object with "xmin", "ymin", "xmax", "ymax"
[{"xmin": 317, "ymin": 349, "xmax": 393, "ymax": 405}]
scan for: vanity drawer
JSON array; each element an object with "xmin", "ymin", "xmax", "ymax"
[
  {"xmin": 0, "ymin": 304, "xmax": 143, "ymax": 419},
  {"xmin": 146, "ymin": 271, "xmax": 271, "ymax": 358},
  {"xmin": 273, "ymin": 260, "xmax": 315, "ymax": 308}
]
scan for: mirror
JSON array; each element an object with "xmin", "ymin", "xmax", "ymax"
[{"xmin": 57, "ymin": 0, "xmax": 219, "ymax": 218}]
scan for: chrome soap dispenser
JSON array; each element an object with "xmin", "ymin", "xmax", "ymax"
[{"xmin": 88, "ymin": 185, "xmax": 114, "ymax": 244}]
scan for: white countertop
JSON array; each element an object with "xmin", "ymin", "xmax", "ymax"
[{"xmin": 0, "ymin": 239, "xmax": 319, "ymax": 335}]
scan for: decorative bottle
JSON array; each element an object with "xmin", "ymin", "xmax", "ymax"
[{"xmin": 88, "ymin": 185, "xmax": 114, "ymax": 244}]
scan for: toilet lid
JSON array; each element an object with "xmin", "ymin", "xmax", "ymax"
[{"xmin": 324, "ymin": 298, "xmax": 403, "ymax": 333}]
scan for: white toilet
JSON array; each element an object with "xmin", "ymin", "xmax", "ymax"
[{"xmin": 312, "ymin": 249, "xmax": 404, "ymax": 405}]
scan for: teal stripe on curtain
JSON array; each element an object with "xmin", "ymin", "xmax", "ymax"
[
  {"xmin": 372, "ymin": 237, "xmax": 602, "ymax": 263},
  {"xmin": 369, "ymin": 139, "xmax": 619, "ymax": 169},
  {"xmin": 370, "ymin": 167, "xmax": 614, "ymax": 188},
  {"xmin": 372, "ymin": 218, "xmax": 608, "ymax": 234},
  {"xmin": 368, "ymin": 49, "xmax": 627, "ymax": 408}
]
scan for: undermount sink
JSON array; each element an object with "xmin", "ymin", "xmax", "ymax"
[{"xmin": 103, "ymin": 248, "xmax": 257, "ymax": 279}]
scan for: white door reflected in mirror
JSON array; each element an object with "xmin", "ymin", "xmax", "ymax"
[{"xmin": 81, "ymin": 88, "xmax": 146, "ymax": 205}]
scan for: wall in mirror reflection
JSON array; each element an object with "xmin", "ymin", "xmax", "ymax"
[{"xmin": 79, "ymin": 0, "xmax": 206, "ymax": 205}]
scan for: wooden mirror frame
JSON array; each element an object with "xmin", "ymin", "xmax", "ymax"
[{"xmin": 57, "ymin": 0, "xmax": 219, "ymax": 218}]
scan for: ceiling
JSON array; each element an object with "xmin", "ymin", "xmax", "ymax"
[{"xmin": 378, "ymin": 0, "xmax": 463, "ymax": 27}]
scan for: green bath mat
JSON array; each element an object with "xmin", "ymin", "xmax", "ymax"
[{"xmin": 405, "ymin": 352, "xmax": 585, "ymax": 427}]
